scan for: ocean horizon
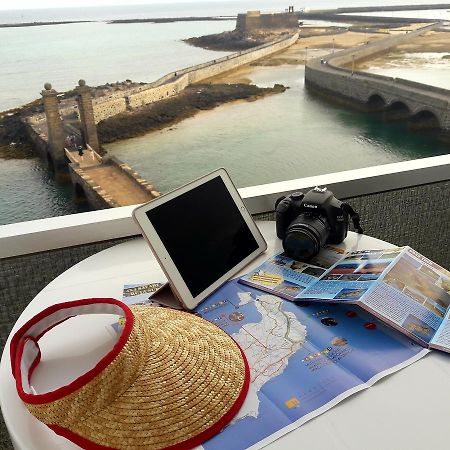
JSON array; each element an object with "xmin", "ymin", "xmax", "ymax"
[{"xmin": 1, "ymin": 1, "xmax": 447, "ymax": 23}]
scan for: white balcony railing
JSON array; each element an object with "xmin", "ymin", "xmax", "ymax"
[{"xmin": 0, "ymin": 154, "xmax": 449, "ymax": 259}]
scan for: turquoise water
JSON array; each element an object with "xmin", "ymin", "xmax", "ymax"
[
  {"xmin": 0, "ymin": 158, "xmax": 91, "ymax": 224},
  {"xmin": 365, "ymin": 53, "xmax": 450, "ymax": 89},
  {"xmin": 0, "ymin": 1, "xmax": 448, "ymax": 225}
]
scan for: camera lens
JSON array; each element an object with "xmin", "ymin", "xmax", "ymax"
[{"xmin": 282, "ymin": 214, "xmax": 330, "ymax": 261}]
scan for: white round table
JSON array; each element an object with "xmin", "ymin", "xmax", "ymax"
[{"xmin": 1, "ymin": 222, "xmax": 449, "ymax": 450}]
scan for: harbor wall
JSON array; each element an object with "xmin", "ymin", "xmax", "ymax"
[
  {"xmin": 304, "ymin": 23, "xmax": 450, "ymax": 131},
  {"xmin": 325, "ymin": 23, "xmax": 437, "ymax": 66},
  {"xmin": 22, "ymin": 119, "xmax": 48, "ymax": 160}
]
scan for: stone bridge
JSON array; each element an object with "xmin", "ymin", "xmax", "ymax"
[
  {"xmin": 304, "ymin": 23, "xmax": 450, "ymax": 136},
  {"xmin": 29, "ymin": 81, "xmax": 159, "ymax": 208}
]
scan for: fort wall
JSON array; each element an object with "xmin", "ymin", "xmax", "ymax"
[
  {"xmin": 236, "ymin": 11, "xmax": 298, "ymax": 32},
  {"xmin": 92, "ymin": 97, "xmax": 128, "ymax": 123},
  {"xmin": 22, "ymin": 119, "xmax": 48, "ymax": 160}
]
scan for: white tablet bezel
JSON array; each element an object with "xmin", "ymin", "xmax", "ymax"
[{"xmin": 132, "ymin": 168, "xmax": 267, "ymax": 310}]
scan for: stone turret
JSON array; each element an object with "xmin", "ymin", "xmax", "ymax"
[
  {"xmin": 75, "ymin": 79, "xmax": 100, "ymax": 152},
  {"xmin": 41, "ymin": 83, "xmax": 66, "ymax": 171}
]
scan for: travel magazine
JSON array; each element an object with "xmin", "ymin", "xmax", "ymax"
[{"xmin": 239, "ymin": 246, "xmax": 450, "ymax": 353}]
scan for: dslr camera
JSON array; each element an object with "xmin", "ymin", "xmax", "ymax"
[{"xmin": 275, "ymin": 187, "xmax": 363, "ymax": 261}]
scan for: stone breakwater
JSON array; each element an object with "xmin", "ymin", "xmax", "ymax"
[
  {"xmin": 300, "ymin": 3, "xmax": 450, "ymax": 24},
  {"xmin": 97, "ymin": 83, "xmax": 286, "ymax": 144},
  {"xmin": 304, "ymin": 23, "xmax": 450, "ymax": 136},
  {"xmin": 17, "ymin": 32, "xmax": 299, "ymax": 209},
  {"xmin": 73, "ymin": 32, "xmax": 299, "ymax": 124}
]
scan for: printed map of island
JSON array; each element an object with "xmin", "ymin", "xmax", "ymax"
[{"xmin": 197, "ymin": 280, "xmax": 426, "ymax": 450}]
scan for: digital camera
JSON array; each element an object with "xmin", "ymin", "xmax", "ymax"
[{"xmin": 275, "ymin": 187, "xmax": 363, "ymax": 261}]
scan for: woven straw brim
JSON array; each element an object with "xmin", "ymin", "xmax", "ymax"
[{"xmin": 46, "ymin": 306, "xmax": 247, "ymax": 449}]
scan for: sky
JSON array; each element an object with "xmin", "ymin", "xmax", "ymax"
[{"xmin": 0, "ymin": 0, "xmax": 226, "ymax": 11}]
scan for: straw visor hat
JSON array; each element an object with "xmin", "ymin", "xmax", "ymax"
[{"xmin": 10, "ymin": 298, "xmax": 250, "ymax": 449}]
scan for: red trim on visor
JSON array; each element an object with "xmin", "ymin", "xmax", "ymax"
[
  {"xmin": 11, "ymin": 298, "xmax": 133, "ymax": 405},
  {"xmin": 47, "ymin": 342, "xmax": 250, "ymax": 450}
]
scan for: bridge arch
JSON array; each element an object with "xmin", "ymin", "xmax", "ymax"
[
  {"xmin": 74, "ymin": 183, "xmax": 88, "ymax": 204},
  {"xmin": 366, "ymin": 93, "xmax": 386, "ymax": 111},
  {"xmin": 46, "ymin": 152, "xmax": 55, "ymax": 172},
  {"xmin": 384, "ymin": 101, "xmax": 411, "ymax": 122},
  {"xmin": 409, "ymin": 109, "xmax": 441, "ymax": 130}
]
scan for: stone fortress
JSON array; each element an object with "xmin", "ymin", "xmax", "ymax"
[{"xmin": 236, "ymin": 7, "xmax": 299, "ymax": 33}]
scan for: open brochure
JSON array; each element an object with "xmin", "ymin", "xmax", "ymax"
[{"xmin": 239, "ymin": 246, "xmax": 450, "ymax": 353}]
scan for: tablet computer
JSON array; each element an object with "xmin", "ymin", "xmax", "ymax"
[{"xmin": 132, "ymin": 168, "xmax": 267, "ymax": 310}]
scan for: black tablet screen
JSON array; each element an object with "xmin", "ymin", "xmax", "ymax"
[{"xmin": 146, "ymin": 176, "xmax": 259, "ymax": 297}]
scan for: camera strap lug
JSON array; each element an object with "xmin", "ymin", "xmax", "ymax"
[{"xmin": 342, "ymin": 203, "xmax": 364, "ymax": 234}]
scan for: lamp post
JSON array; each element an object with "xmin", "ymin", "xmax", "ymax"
[
  {"xmin": 305, "ymin": 46, "xmax": 308, "ymax": 63},
  {"xmin": 351, "ymin": 54, "xmax": 355, "ymax": 75}
]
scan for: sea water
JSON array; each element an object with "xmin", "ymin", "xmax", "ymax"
[{"xmin": 0, "ymin": 0, "xmax": 448, "ymax": 224}]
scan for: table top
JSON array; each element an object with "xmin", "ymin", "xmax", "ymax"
[{"xmin": 1, "ymin": 221, "xmax": 449, "ymax": 450}]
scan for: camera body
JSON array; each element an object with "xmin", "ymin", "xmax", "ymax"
[{"xmin": 276, "ymin": 187, "xmax": 349, "ymax": 260}]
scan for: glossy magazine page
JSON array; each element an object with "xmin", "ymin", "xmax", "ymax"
[
  {"xmin": 296, "ymin": 248, "xmax": 404, "ymax": 303},
  {"xmin": 238, "ymin": 246, "xmax": 345, "ymax": 301},
  {"xmin": 360, "ymin": 248, "xmax": 450, "ymax": 349}
]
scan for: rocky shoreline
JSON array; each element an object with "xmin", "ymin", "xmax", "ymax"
[
  {"xmin": 184, "ymin": 29, "xmax": 293, "ymax": 52},
  {"xmin": 97, "ymin": 83, "xmax": 286, "ymax": 144},
  {"xmin": 0, "ymin": 102, "xmax": 41, "ymax": 159}
]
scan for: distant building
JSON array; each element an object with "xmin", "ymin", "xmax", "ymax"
[{"xmin": 236, "ymin": 10, "xmax": 298, "ymax": 33}]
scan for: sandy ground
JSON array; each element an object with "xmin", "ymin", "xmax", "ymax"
[
  {"xmin": 391, "ymin": 31, "xmax": 450, "ymax": 52},
  {"xmin": 210, "ymin": 27, "xmax": 450, "ymax": 83},
  {"xmin": 210, "ymin": 30, "xmax": 385, "ymax": 84}
]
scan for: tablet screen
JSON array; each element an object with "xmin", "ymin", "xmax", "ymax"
[{"xmin": 146, "ymin": 175, "xmax": 259, "ymax": 298}]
